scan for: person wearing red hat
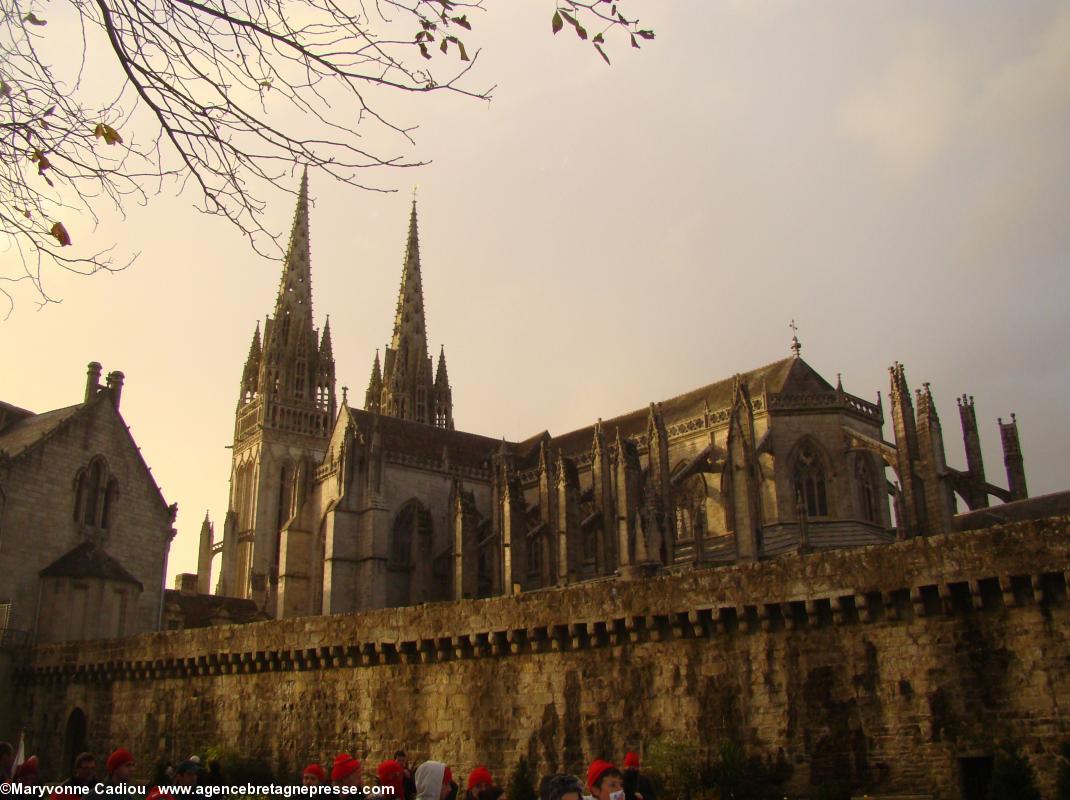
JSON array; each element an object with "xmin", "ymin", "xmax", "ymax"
[
  {"xmin": 147, "ymin": 784, "xmax": 175, "ymax": 800},
  {"xmin": 586, "ymin": 761, "xmax": 623, "ymax": 800},
  {"xmin": 106, "ymin": 749, "xmax": 136, "ymax": 785},
  {"xmin": 303, "ymin": 764, "xmax": 327, "ymax": 787},
  {"xmin": 376, "ymin": 760, "xmax": 406, "ymax": 798},
  {"xmin": 332, "ymin": 754, "xmax": 363, "ymax": 787},
  {"xmin": 465, "ymin": 766, "xmax": 493, "ymax": 800},
  {"xmin": 621, "ymin": 754, "xmax": 653, "ymax": 800}
]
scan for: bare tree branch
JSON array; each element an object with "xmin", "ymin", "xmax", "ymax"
[{"xmin": 0, "ymin": 0, "xmax": 653, "ymax": 316}]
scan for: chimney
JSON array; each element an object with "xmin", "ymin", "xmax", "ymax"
[
  {"xmin": 85, "ymin": 362, "xmax": 102, "ymax": 402},
  {"xmin": 105, "ymin": 370, "xmax": 125, "ymax": 410}
]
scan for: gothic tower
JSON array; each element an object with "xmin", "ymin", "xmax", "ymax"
[
  {"xmin": 219, "ymin": 170, "xmax": 336, "ymax": 610},
  {"xmin": 366, "ymin": 201, "xmax": 454, "ymax": 427}
]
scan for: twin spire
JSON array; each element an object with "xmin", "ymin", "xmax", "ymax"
[{"xmin": 242, "ymin": 171, "xmax": 455, "ymax": 429}]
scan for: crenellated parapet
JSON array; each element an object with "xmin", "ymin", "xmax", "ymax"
[{"xmin": 19, "ymin": 515, "xmax": 1070, "ymax": 684}]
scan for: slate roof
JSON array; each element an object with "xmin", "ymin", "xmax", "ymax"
[
  {"xmin": 513, "ymin": 357, "xmax": 833, "ymax": 467},
  {"xmin": 953, "ymin": 491, "xmax": 1070, "ymax": 532},
  {"xmin": 39, "ymin": 541, "xmax": 144, "ymax": 589},
  {"xmin": 346, "ymin": 406, "xmax": 503, "ymax": 469},
  {"xmin": 0, "ymin": 403, "xmax": 85, "ymax": 460},
  {"xmin": 0, "ymin": 391, "xmax": 173, "ymax": 518},
  {"xmin": 336, "ymin": 357, "xmax": 839, "ymax": 472}
]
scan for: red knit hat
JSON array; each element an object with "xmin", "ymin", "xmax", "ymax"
[
  {"xmin": 623, "ymin": 752, "xmax": 640, "ymax": 769},
  {"xmin": 587, "ymin": 760, "xmax": 615, "ymax": 790},
  {"xmin": 332, "ymin": 754, "xmax": 361, "ymax": 783},
  {"xmin": 467, "ymin": 767, "xmax": 493, "ymax": 790},
  {"xmin": 303, "ymin": 764, "xmax": 326, "ymax": 783},
  {"xmin": 377, "ymin": 761, "xmax": 404, "ymax": 783},
  {"xmin": 107, "ymin": 749, "xmax": 135, "ymax": 775}
]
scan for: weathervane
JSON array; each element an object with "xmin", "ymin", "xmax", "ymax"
[{"xmin": 789, "ymin": 319, "xmax": 802, "ymax": 358}]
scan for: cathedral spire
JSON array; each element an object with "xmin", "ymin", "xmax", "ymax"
[
  {"xmin": 379, "ymin": 199, "xmax": 443, "ymax": 426},
  {"xmin": 247, "ymin": 321, "xmax": 262, "ymax": 361},
  {"xmin": 435, "ymin": 344, "xmax": 449, "ymax": 388},
  {"xmin": 240, "ymin": 322, "xmax": 262, "ymax": 404},
  {"xmin": 365, "ymin": 349, "xmax": 383, "ymax": 414},
  {"xmin": 274, "ymin": 167, "xmax": 313, "ymax": 321},
  {"xmin": 391, "ymin": 200, "xmax": 428, "ymax": 354},
  {"xmin": 320, "ymin": 315, "xmax": 334, "ymax": 361},
  {"xmin": 434, "ymin": 344, "xmax": 454, "ymax": 429}
]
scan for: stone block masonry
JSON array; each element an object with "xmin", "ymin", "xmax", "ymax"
[{"xmin": 17, "ymin": 516, "xmax": 1070, "ymax": 799}]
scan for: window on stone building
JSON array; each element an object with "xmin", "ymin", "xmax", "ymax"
[
  {"xmin": 73, "ymin": 471, "xmax": 86, "ymax": 522},
  {"xmin": 84, "ymin": 460, "xmax": 103, "ymax": 525},
  {"xmin": 101, "ymin": 479, "xmax": 119, "ymax": 529},
  {"xmin": 855, "ymin": 456, "xmax": 879, "ymax": 523},
  {"xmin": 477, "ymin": 546, "xmax": 492, "ymax": 598},
  {"xmin": 390, "ymin": 501, "xmax": 432, "ymax": 569},
  {"xmin": 112, "ymin": 590, "xmax": 128, "ymax": 638},
  {"xmin": 277, "ymin": 462, "xmax": 295, "ymax": 531},
  {"xmin": 583, "ymin": 524, "xmax": 598, "ymax": 562},
  {"xmin": 793, "ymin": 441, "xmax": 829, "ymax": 518},
  {"xmin": 528, "ymin": 531, "xmax": 543, "ymax": 578},
  {"xmin": 75, "ymin": 458, "xmax": 113, "ymax": 527}
]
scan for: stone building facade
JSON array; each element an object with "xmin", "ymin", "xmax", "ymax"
[
  {"xmin": 0, "ymin": 364, "xmax": 177, "ymax": 644},
  {"xmin": 205, "ymin": 177, "xmax": 1034, "ymax": 619}
]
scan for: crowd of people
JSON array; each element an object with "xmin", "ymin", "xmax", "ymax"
[{"xmin": 0, "ymin": 742, "xmax": 657, "ymax": 800}]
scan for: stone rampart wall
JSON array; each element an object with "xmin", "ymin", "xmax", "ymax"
[{"xmin": 19, "ymin": 517, "xmax": 1070, "ymax": 798}]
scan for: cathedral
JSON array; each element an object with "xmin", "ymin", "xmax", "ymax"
[{"xmin": 202, "ymin": 174, "xmax": 1031, "ymax": 618}]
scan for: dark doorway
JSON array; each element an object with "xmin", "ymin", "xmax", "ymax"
[
  {"xmin": 62, "ymin": 708, "xmax": 88, "ymax": 776},
  {"xmin": 959, "ymin": 756, "xmax": 993, "ymax": 800}
]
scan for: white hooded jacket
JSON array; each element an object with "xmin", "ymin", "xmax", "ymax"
[{"xmin": 415, "ymin": 761, "xmax": 447, "ymax": 800}]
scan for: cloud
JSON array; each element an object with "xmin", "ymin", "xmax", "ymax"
[{"xmin": 839, "ymin": 24, "xmax": 966, "ymax": 175}]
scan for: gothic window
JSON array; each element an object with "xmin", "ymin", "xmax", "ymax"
[
  {"xmin": 84, "ymin": 460, "xmax": 103, "ymax": 526},
  {"xmin": 855, "ymin": 455, "xmax": 879, "ymax": 523},
  {"xmin": 528, "ymin": 531, "xmax": 543, "ymax": 578},
  {"xmin": 73, "ymin": 471, "xmax": 86, "ymax": 522},
  {"xmin": 477, "ymin": 546, "xmax": 492, "ymax": 599},
  {"xmin": 276, "ymin": 462, "xmax": 295, "ymax": 531},
  {"xmin": 390, "ymin": 501, "xmax": 432, "ymax": 569},
  {"xmin": 793, "ymin": 441, "xmax": 829, "ymax": 518},
  {"xmin": 583, "ymin": 524, "xmax": 598, "ymax": 562},
  {"xmin": 101, "ymin": 480, "xmax": 119, "ymax": 529}
]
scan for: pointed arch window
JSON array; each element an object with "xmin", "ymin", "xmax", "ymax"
[
  {"xmin": 855, "ymin": 455, "xmax": 879, "ymax": 523},
  {"xmin": 74, "ymin": 457, "xmax": 116, "ymax": 528},
  {"xmin": 390, "ymin": 501, "xmax": 432, "ymax": 569},
  {"xmin": 101, "ymin": 480, "xmax": 119, "ymax": 529},
  {"xmin": 793, "ymin": 441, "xmax": 829, "ymax": 518},
  {"xmin": 73, "ymin": 471, "xmax": 86, "ymax": 522}
]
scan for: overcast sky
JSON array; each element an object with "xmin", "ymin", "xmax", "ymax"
[{"xmin": 2, "ymin": 1, "xmax": 1068, "ymax": 587}]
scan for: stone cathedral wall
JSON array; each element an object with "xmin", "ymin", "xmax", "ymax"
[{"xmin": 15, "ymin": 516, "xmax": 1070, "ymax": 798}]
